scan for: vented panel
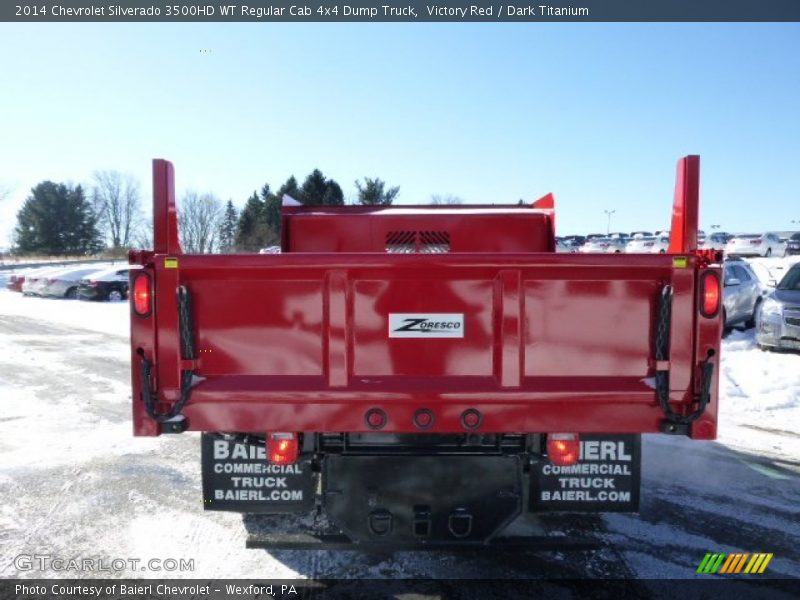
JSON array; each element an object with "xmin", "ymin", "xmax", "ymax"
[
  {"xmin": 385, "ymin": 231, "xmax": 417, "ymax": 253},
  {"xmin": 419, "ymin": 231, "xmax": 450, "ymax": 253},
  {"xmin": 385, "ymin": 231, "xmax": 450, "ymax": 253}
]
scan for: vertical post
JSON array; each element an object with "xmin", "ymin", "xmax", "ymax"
[
  {"xmin": 152, "ymin": 159, "xmax": 182, "ymax": 255},
  {"xmin": 667, "ymin": 155, "xmax": 700, "ymax": 254},
  {"xmin": 532, "ymin": 193, "xmax": 555, "ymax": 252}
]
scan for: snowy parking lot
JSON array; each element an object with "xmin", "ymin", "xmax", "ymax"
[{"xmin": 0, "ymin": 258, "xmax": 799, "ymax": 585}]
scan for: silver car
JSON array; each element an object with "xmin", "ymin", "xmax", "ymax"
[
  {"xmin": 41, "ymin": 266, "xmax": 109, "ymax": 299},
  {"xmin": 756, "ymin": 263, "xmax": 800, "ymax": 351},
  {"xmin": 722, "ymin": 259, "xmax": 766, "ymax": 329}
]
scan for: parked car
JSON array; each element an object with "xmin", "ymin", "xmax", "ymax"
[
  {"xmin": 699, "ymin": 232, "xmax": 731, "ymax": 252},
  {"xmin": 555, "ymin": 239, "xmax": 572, "ymax": 253},
  {"xmin": 722, "ymin": 259, "xmax": 767, "ymax": 329},
  {"xmin": 725, "ymin": 233, "xmax": 787, "ymax": 257},
  {"xmin": 77, "ymin": 266, "xmax": 141, "ymax": 301},
  {"xmin": 585, "ymin": 233, "xmax": 605, "ymax": 241},
  {"xmin": 786, "ymin": 232, "xmax": 800, "ymax": 256},
  {"xmin": 625, "ymin": 235, "xmax": 669, "ymax": 253},
  {"xmin": 21, "ymin": 267, "xmax": 68, "ymax": 296},
  {"xmin": 629, "ymin": 231, "xmax": 653, "ymax": 239},
  {"xmin": 756, "ymin": 262, "xmax": 800, "ymax": 351},
  {"xmin": 5, "ymin": 269, "xmax": 35, "ymax": 292},
  {"xmin": 41, "ymin": 266, "xmax": 110, "ymax": 299},
  {"xmin": 561, "ymin": 235, "xmax": 586, "ymax": 250},
  {"xmin": 579, "ymin": 237, "xmax": 627, "ymax": 253}
]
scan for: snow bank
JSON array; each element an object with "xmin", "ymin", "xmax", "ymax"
[{"xmin": 717, "ymin": 329, "xmax": 800, "ymax": 461}]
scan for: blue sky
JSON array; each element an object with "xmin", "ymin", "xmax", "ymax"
[{"xmin": 1, "ymin": 23, "xmax": 799, "ymax": 246}]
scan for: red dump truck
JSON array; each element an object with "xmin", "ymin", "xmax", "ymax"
[{"xmin": 128, "ymin": 156, "xmax": 722, "ymax": 549}]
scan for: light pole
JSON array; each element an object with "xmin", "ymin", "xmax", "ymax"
[{"xmin": 604, "ymin": 209, "xmax": 616, "ymax": 235}]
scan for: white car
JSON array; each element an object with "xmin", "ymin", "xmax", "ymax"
[
  {"xmin": 725, "ymin": 233, "xmax": 787, "ymax": 258},
  {"xmin": 625, "ymin": 236, "xmax": 669, "ymax": 253},
  {"xmin": 21, "ymin": 267, "xmax": 68, "ymax": 296},
  {"xmin": 579, "ymin": 237, "xmax": 627, "ymax": 253},
  {"xmin": 41, "ymin": 266, "xmax": 111, "ymax": 299},
  {"xmin": 699, "ymin": 232, "xmax": 731, "ymax": 252}
]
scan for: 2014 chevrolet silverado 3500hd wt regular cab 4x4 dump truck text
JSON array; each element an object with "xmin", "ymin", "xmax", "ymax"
[{"xmin": 128, "ymin": 155, "xmax": 722, "ymax": 549}]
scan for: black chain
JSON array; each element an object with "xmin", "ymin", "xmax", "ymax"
[
  {"xmin": 139, "ymin": 285, "xmax": 196, "ymax": 423},
  {"xmin": 655, "ymin": 284, "xmax": 714, "ymax": 425}
]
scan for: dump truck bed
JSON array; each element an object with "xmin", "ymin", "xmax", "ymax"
[{"xmin": 129, "ymin": 156, "xmax": 720, "ymax": 442}]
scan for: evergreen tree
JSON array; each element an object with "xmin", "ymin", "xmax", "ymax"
[
  {"xmin": 298, "ymin": 169, "xmax": 329, "ymax": 205},
  {"xmin": 355, "ymin": 177, "xmax": 400, "ymax": 206},
  {"xmin": 259, "ymin": 184, "xmax": 281, "ymax": 246},
  {"xmin": 275, "ymin": 176, "xmax": 300, "ymax": 204},
  {"xmin": 234, "ymin": 192, "xmax": 265, "ymax": 251},
  {"xmin": 14, "ymin": 181, "xmax": 102, "ymax": 255},
  {"xmin": 218, "ymin": 200, "xmax": 238, "ymax": 253},
  {"xmin": 322, "ymin": 180, "xmax": 344, "ymax": 206}
]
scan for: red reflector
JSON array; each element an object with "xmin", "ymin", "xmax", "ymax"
[
  {"xmin": 700, "ymin": 271, "xmax": 720, "ymax": 317},
  {"xmin": 132, "ymin": 273, "xmax": 151, "ymax": 316},
  {"xmin": 547, "ymin": 433, "xmax": 580, "ymax": 466},
  {"xmin": 461, "ymin": 409, "xmax": 482, "ymax": 430},
  {"xmin": 413, "ymin": 409, "xmax": 434, "ymax": 430},
  {"xmin": 267, "ymin": 432, "xmax": 299, "ymax": 465},
  {"xmin": 365, "ymin": 408, "xmax": 387, "ymax": 430}
]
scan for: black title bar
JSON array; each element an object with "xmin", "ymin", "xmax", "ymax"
[{"xmin": 4, "ymin": 1, "xmax": 800, "ymax": 22}]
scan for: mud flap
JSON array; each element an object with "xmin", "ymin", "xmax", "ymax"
[
  {"xmin": 531, "ymin": 434, "xmax": 641, "ymax": 512},
  {"xmin": 323, "ymin": 455, "xmax": 522, "ymax": 545},
  {"xmin": 201, "ymin": 433, "xmax": 315, "ymax": 513}
]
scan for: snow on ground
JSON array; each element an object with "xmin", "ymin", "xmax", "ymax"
[
  {"xmin": 0, "ymin": 284, "xmax": 129, "ymax": 337},
  {"xmin": 0, "ymin": 257, "xmax": 798, "ymax": 582},
  {"xmin": 718, "ymin": 329, "xmax": 800, "ymax": 461}
]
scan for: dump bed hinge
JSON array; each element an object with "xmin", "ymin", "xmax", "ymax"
[{"xmin": 655, "ymin": 284, "xmax": 714, "ymax": 435}]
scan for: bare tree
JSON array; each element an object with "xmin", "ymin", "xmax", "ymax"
[
  {"xmin": 430, "ymin": 194, "xmax": 464, "ymax": 205},
  {"xmin": 132, "ymin": 218, "xmax": 153, "ymax": 250},
  {"xmin": 92, "ymin": 171, "xmax": 142, "ymax": 249},
  {"xmin": 179, "ymin": 191, "xmax": 223, "ymax": 253},
  {"xmin": 0, "ymin": 186, "xmax": 11, "ymax": 202}
]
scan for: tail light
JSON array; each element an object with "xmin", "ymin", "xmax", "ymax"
[
  {"xmin": 547, "ymin": 433, "xmax": 580, "ymax": 466},
  {"xmin": 699, "ymin": 271, "xmax": 721, "ymax": 318},
  {"xmin": 267, "ymin": 432, "xmax": 299, "ymax": 465},
  {"xmin": 132, "ymin": 273, "xmax": 152, "ymax": 316}
]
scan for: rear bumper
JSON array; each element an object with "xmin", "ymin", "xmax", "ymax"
[{"xmin": 138, "ymin": 375, "xmax": 717, "ymax": 440}]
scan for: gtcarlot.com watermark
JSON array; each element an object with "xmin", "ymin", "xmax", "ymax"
[{"xmin": 14, "ymin": 554, "xmax": 195, "ymax": 573}]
